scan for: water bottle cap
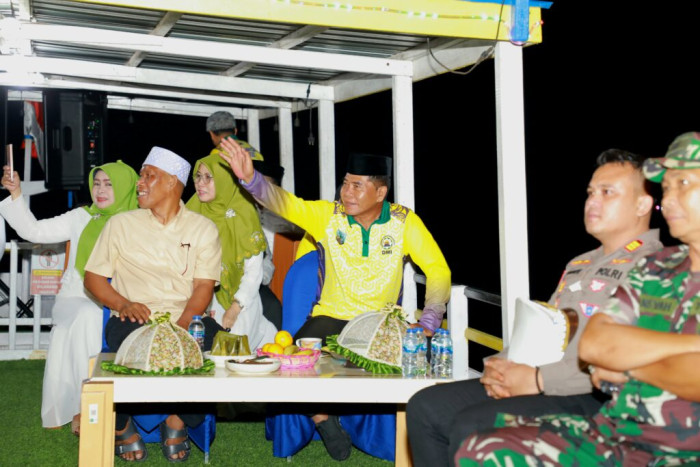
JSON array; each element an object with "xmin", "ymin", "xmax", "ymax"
[
  {"xmin": 436, "ymin": 328, "xmax": 448, "ymax": 335},
  {"xmin": 191, "ymin": 315, "xmax": 202, "ymax": 321}
]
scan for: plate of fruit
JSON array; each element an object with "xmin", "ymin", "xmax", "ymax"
[{"xmin": 258, "ymin": 331, "xmax": 322, "ymax": 369}]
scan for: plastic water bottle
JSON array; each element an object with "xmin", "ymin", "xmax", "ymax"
[
  {"xmin": 431, "ymin": 328, "xmax": 453, "ymax": 378},
  {"xmin": 402, "ymin": 328, "xmax": 419, "ymax": 377},
  {"xmin": 415, "ymin": 328, "xmax": 428, "ymax": 377},
  {"xmin": 403, "ymin": 328, "xmax": 428, "ymax": 378},
  {"xmin": 188, "ymin": 315, "xmax": 205, "ymax": 350},
  {"xmin": 430, "ymin": 329, "xmax": 444, "ymax": 376}
]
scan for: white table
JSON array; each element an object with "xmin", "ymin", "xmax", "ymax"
[{"xmin": 79, "ymin": 353, "xmax": 450, "ymax": 466}]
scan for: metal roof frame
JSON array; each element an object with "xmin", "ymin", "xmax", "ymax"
[{"xmin": 1, "ymin": 0, "xmax": 545, "ymax": 369}]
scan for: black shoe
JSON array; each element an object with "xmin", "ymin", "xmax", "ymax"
[{"xmin": 315, "ymin": 415, "xmax": 352, "ymax": 461}]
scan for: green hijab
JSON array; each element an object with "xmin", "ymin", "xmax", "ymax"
[
  {"xmin": 186, "ymin": 153, "xmax": 266, "ymax": 309},
  {"xmin": 74, "ymin": 160, "xmax": 139, "ymax": 277}
]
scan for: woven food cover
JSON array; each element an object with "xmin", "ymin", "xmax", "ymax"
[
  {"xmin": 327, "ymin": 303, "xmax": 409, "ymax": 374},
  {"xmin": 114, "ymin": 312, "xmax": 204, "ymax": 372}
]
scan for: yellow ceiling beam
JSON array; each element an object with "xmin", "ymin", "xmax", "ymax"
[{"xmin": 74, "ymin": 0, "xmax": 542, "ymax": 42}]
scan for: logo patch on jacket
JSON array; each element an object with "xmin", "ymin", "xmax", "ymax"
[
  {"xmin": 336, "ymin": 229, "xmax": 346, "ymax": 245},
  {"xmin": 381, "ymin": 235, "xmax": 395, "ymax": 255}
]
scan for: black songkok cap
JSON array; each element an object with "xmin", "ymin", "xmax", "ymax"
[{"xmin": 346, "ymin": 153, "xmax": 392, "ymax": 176}]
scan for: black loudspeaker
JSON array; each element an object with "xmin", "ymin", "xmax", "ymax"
[{"xmin": 44, "ymin": 91, "xmax": 107, "ymax": 190}]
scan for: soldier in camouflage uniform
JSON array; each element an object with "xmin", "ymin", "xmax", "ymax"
[{"xmin": 455, "ymin": 132, "xmax": 700, "ymax": 466}]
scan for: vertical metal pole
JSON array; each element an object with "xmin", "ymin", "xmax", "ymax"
[
  {"xmin": 318, "ymin": 99, "xmax": 336, "ymax": 201},
  {"xmin": 494, "ymin": 42, "xmax": 530, "ymax": 345},
  {"xmin": 448, "ymin": 286, "xmax": 470, "ymax": 380},
  {"xmin": 392, "ymin": 74, "xmax": 417, "ymax": 316},
  {"xmin": 278, "ymin": 107, "xmax": 295, "ymax": 194},
  {"xmin": 33, "ymin": 295, "xmax": 42, "ymax": 349},
  {"xmin": 23, "ymin": 136, "xmax": 32, "ymax": 209},
  {"xmin": 9, "ymin": 241, "xmax": 18, "ymax": 350},
  {"xmin": 21, "ymin": 250, "xmax": 30, "ymax": 309},
  {"xmin": 246, "ymin": 109, "xmax": 261, "ymax": 151}
]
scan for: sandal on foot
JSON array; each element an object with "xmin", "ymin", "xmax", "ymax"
[
  {"xmin": 316, "ymin": 415, "xmax": 352, "ymax": 461},
  {"xmin": 115, "ymin": 417, "xmax": 148, "ymax": 462},
  {"xmin": 159, "ymin": 421, "xmax": 191, "ymax": 463}
]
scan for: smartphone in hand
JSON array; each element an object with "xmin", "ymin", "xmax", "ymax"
[{"xmin": 5, "ymin": 144, "xmax": 13, "ymax": 181}]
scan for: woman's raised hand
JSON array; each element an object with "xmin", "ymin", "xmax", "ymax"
[{"xmin": 1, "ymin": 165, "xmax": 22, "ymax": 199}]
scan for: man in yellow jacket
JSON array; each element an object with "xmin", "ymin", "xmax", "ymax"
[{"xmin": 220, "ymin": 136, "xmax": 451, "ymax": 460}]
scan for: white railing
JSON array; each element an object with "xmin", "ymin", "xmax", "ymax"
[
  {"xmin": 0, "ymin": 241, "xmax": 53, "ymax": 354},
  {"xmin": 414, "ymin": 274, "xmax": 502, "ymax": 380}
]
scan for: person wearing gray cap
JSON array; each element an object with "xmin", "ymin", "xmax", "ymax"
[
  {"xmin": 206, "ymin": 110, "xmax": 264, "ymax": 162},
  {"xmin": 84, "ymin": 146, "xmax": 224, "ymax": 462},
  {"xmin": 205, "ymin": 111, "xmax": 282, "ymax": 330}
]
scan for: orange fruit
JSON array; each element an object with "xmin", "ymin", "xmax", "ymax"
[
  {"xmin": 274, "ymin": 330, "xmax": 293, "ymax": 348},
  {"xmin": 261, "ymin": 343, "xmax": 273, "ymax": 353},
  {"xmin": 267, "ymin": 343, "xmax": 284, "ymax": 355}
]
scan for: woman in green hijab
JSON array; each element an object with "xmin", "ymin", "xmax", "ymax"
[
  {"xmin": 186, "ymin": 153, "xmax": 277, "ymax": 350},
  {"xmin": 0, "ymin": 160, "xmax": 138, "ymax": 434}
]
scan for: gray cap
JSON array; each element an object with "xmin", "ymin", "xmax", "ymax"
[{"xmin": 206, "ymin": 111, "xmax": 236, "ymax": 132}]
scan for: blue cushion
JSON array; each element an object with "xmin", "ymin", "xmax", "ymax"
[
  {"xmin": 270, "ymin": 250, "xmax": 395, "ymax": 461},
  {"xmin": 281, "ymin": 251, "xmax": 319, "ymax": 336}
]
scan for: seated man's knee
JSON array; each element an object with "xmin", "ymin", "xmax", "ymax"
[
  {"xmin": 293, "ymin": 316, "xmax": 347, "ymax": 344},
  {"xmin": 407, "ymin": 386, "xmax": 434, "ymax": 425}
]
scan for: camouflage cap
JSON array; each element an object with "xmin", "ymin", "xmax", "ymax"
[{"xmin": 644, "ymin": 132, "xmax": 700, "ymax": 182}]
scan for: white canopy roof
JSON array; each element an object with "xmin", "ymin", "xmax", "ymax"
[{"xmin": 0, "ymin": 0, "xmax": 547, "ymax": 345}]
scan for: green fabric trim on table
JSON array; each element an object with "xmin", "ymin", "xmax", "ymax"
[
  {"xmin": 100, "ymin": 358, "xmax": 215, "ymax": 376},
  {"xmin": 326, "ymin": 334, "xmax": 402, "ymax": 375}
]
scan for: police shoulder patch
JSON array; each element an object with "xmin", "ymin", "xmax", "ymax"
[
  {"xmin": 611, "ymin": 258, "xmax": 631, "ymax": 264},
  {"xmin": 624, "ymin": 239, "xmax": 643, "ymax": 252}
]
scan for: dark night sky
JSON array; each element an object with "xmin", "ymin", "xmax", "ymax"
[{"xmin": 3, "ymin": 2, "xmax": 699, "ymax": 339}]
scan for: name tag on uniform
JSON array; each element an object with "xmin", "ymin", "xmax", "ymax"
[
  {"xmin": 639, "ymin": 295, "xmax": 678, "ymax": 316},
  {"xmin": 568, "ymin": 281, "xmax": 582, "ymax": 292}
]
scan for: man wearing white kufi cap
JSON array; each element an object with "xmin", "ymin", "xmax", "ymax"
[
  {"xmin": 142, "ymin": 146, "xmax": 192, "ymax": 187},
  {"xmin": 84, "ymin": 146, "xmax": 224, "ymax": 462}
]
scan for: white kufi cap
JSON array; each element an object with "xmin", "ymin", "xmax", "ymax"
[{"xmin": 142, "ymin": 146, "xmax": 191, "ymax": 186}]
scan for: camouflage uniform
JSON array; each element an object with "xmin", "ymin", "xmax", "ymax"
[{"xmin": 455, "ymin": 245, "xmax": 700, "ymax": 466}]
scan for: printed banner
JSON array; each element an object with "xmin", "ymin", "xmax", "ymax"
[{"xmin": 30, "ymin": 243, "xmax": 66, "ymax": 295}]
